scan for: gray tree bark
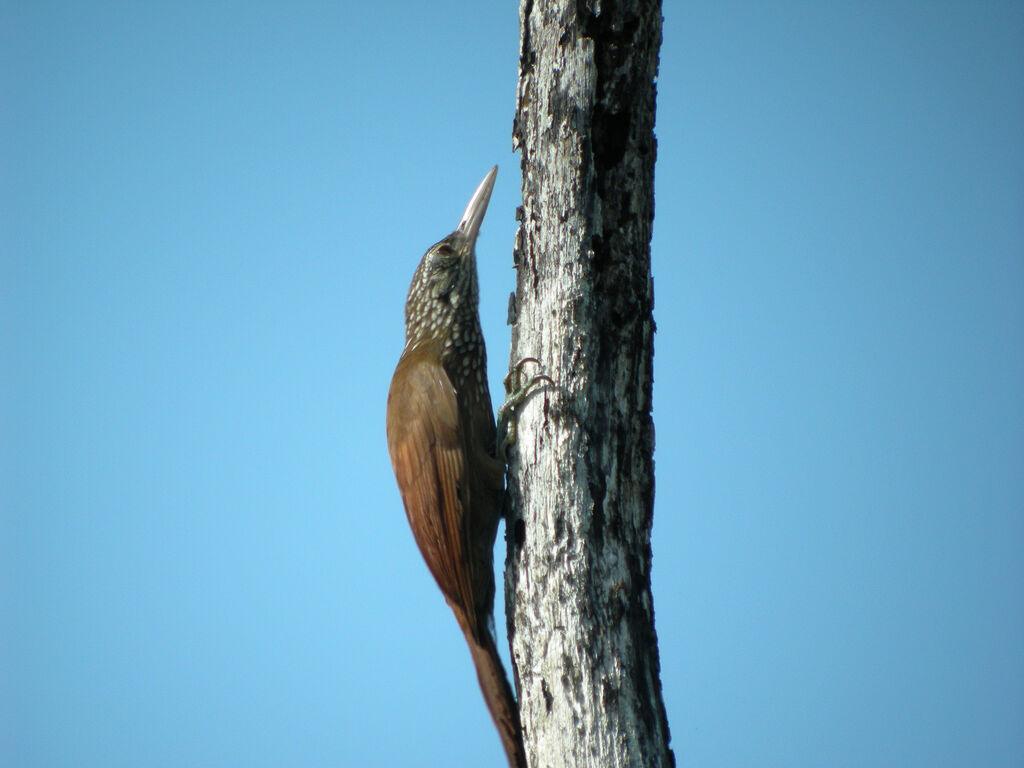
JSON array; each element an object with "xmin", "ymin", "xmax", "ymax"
[{"xmin": 503, "ymin": 1, "xmax": 671, "ymax": 767}]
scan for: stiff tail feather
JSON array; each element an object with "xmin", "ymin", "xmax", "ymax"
[{"xmin": 458, "ymin": 613, "xmax": 527, "ymax": 768}]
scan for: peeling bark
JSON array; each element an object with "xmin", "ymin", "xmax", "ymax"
[{"xmin": 504, "ymin": 1, "xmax": 671, "ymax": 766}]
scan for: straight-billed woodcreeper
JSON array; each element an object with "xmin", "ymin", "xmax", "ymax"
[{"xmin": 385, "ymin": 167, "xmax": 526, "ymax": 768}]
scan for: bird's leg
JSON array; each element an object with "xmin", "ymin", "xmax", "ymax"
[{"xmin": 497, "ymin": 357, "xmax": 553, "ymax": 461}]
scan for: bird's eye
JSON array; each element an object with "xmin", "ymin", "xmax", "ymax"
[{"xmin": 436, "ymin": 244, "xmax": 453, "ymax": 257}]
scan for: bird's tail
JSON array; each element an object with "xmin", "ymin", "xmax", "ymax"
[{"xmin": 458, "ymin": 614, "xmax": 527, "ymax": 768}]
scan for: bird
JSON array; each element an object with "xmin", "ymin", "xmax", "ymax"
[{"xmin": 385, "ymin": 166, "xmax": 526, "ymax": 768}]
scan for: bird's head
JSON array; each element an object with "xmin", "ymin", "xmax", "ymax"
[{"xmin": 404, "ymin": 166, "xmax": 497, "ymax": 349}]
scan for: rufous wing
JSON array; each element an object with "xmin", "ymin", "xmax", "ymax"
[{"xmin": 386, "ymin": 349, "xmax": 475, "ymax": 618}]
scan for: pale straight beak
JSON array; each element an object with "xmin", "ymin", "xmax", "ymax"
[{"xmin": 456, "ymin": 166, "xmax": 498, "ymax": 247}]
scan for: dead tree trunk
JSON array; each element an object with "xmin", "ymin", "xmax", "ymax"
[{"xmin": 504, "ymin": 1, "xmax": 670, "ymax": 766}]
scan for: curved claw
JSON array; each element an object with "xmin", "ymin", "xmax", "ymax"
[
  {"xmin": 497, "ymin": 357, "xmax": 554, "ymax": 461},
  {"xmin": 503, "ymin": 356, "xmax": 544, "ymax": 393}
]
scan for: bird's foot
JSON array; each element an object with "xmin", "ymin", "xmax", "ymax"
[{"xmin": 497, "ymin": 357, "xmax": 553, "ymax": 461}]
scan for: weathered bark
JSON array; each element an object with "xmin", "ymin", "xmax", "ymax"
[{"xmin": 504, "ymin": 1, "xmax": 670, "ymax": 767}]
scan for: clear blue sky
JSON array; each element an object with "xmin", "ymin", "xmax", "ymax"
[{"xmin": 3, "ymin": 2, "xmax": 1022, "ymax": 766}]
